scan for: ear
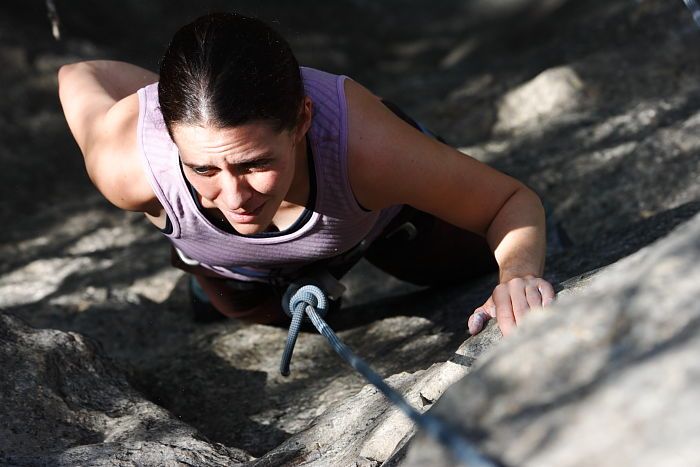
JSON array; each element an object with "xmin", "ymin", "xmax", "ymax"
[{"xmin": 293, "ymin": 96, "xmax": 313, "ymax": 143}]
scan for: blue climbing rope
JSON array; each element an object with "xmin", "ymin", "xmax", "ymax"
[
  {"xmin": 279, "ymin": 285, "xmax": 329, "ymax": 376},
  {"xmin": 280, "ymin": 284, "xmax": 500, "ymax": 467}
]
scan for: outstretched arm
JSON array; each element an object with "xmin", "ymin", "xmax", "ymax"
[
  {"xmin": 468, "ymin": 188, "xmax": 555, "ymax": 336},
  {"xmin": 58, "ymin": 60, "xmax": 158, "ymax": 213},
  {"xmin": 345, "ymin": 78, "xmax": 554, "ymax": 337}
]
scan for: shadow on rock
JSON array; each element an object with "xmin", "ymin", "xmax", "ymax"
[{"xmin": 129, "ymin": 342, "xmax": 289, "ymax": 457}]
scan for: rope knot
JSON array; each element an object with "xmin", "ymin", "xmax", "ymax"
[
  {"xmin": 288, "ymin": 285, "xmax": 329, "ymax": 318},
  {"xmin": 280, "ymin": 284, "xmax": 330, "ymax": 376}
]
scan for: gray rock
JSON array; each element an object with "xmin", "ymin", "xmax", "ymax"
[
  {"xmin": 0, "ymin": 314, "xmax": 251, "ymax": 466},
  {"xmin": 250, "ymin": 324, "xmax": 503, "ymax": 466},
  {"xmin": 494, "ymin": 66, "xmax": 586, "ymax": 135},
  {"xmin": 402, "ymin": 212, "xmax": 700, "ymax": 467}
]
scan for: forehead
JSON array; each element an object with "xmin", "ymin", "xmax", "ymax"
[{"xmin": 172, "ymin": 122, "xmax": 288, "ymax": 161}]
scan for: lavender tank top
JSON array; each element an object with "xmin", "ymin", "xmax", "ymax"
[{"xmin": 137, "ymin": 67, "xmax": 401, "ymax": 282}]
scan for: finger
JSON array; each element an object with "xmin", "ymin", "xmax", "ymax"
[
  {"xmin": 468, "ymin": 309, "xmax": 490, "ymax": 335},
  {"xmin": 508, "ymin": 278, "xmax": 530, "ymax": 326},
  {"xmin": 525, "ymin": 283, "xmax": 543, "ymax": 310},
  {"xmin": 482, "ymin": 297, "xmax": 497, "ymax": 318},
  {"xmin": 493, "ymin": 284, "xmax": 516, "ymax": 337},
  {"xmin": 468, "ymin": 297, "xmax": 497, "ymax": 335},
  {"xmin": 536, "ymin": 279, "xmax": 556, "ymax": 306}
]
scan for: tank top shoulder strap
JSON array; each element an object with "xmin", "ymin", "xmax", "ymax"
[
  {"xmin": 136, "ymin": 83, "xmax": 184, "ymax": 238},
  {"xmin": 301, "ymin": 67, "xmax": 369, "ymax": 218}
]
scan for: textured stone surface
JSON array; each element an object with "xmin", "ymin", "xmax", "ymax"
[
  {"xmin": 1, "ymin": 0, "xmax": 699, "ymax": 465},
  {"xmin": 251, "ymin": 326, "xmax": 503, "ymax": 466},
  {"xmin": 0, "ymin": 314, "xmax": 251, "ymax": 466},
  {"xmin": 403, "ymin": 211, "xmax": 700, "ymax": 466},
  {"xmin": 494, "ymin": 66, "xmax": 585, "ymax": 134}
]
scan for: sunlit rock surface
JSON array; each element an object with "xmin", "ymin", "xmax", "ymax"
[{"xmin": 403, "ymin": 211, "xmax": 700, "ymax": 467}]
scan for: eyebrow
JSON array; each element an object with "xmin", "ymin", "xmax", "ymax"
[{"xmin": 180, "ymin": 152, "xmax": 274, "ymax": 168}]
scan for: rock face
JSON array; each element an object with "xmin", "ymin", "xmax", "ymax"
[
  {"xmin": 494, "ymin": 66, "xmax": 586, "ymax": 135},
  {"xmin": 1, "ymin": 0, "xmax": 700, "ymax": 465},
  {"xmin": 0, "ymin": 314, "xmax": 251, "ymax": 466},
  {"xmin": 402, "ymin": 211, "xmax": 700, "ymax": 467},
  {"xmin": 250, "ymin": 326, "xmax": 503, "ymax": 466}
]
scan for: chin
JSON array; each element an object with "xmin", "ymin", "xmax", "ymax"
[{"xmin": 234, "ymin": 223, "xmax": 267, "ymax": 235}]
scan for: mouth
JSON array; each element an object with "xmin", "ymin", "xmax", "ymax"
[{"xmin": 227, "ymin": 202, "xmax": 265, "ymax": 223}]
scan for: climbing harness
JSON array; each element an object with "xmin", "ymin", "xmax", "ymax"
[{"xmin": 280, "ymin": 283, "xmax": 500, "ymax": 467}]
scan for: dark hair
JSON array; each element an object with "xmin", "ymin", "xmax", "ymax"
[{"xmin": 158, "ymin": 12, "xmax": 304, "ymax": 137}]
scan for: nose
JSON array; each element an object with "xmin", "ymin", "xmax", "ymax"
[{"xmin": 219, "ymin": 172, "xmax": 252, "ymax": 211}]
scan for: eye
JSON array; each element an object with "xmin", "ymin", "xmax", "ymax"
[
  {"xmin": 240, "ymin": 160, "xmax": 272, "ymax": 172},
  {"xmin": 191, "ymin": 166, "xmax": 216, "ymax": 176}
]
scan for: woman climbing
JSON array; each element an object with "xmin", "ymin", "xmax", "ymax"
[{"xmin": 57, "ymin": 12, "xmax": 554, "ymax": 337}]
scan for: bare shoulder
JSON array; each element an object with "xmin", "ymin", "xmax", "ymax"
[
  {"xmin": 58, "ymin": 61, "xmax": 160, "ymax": 214},
  {"xmin": 344, "ymin": 78, "xmax": 452, "ymax": 211},
  {"xmin": 344, "ymin": 78, "xmax": 421, "ymax": 210}
]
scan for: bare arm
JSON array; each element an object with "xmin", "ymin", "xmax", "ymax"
[
  {"xmin": 345, "ymin": 79, "xmax": 554, "ymax": 336},
  {"xmin": 58, "ymin": 60, "xmax": 159, "ymax": 213}
]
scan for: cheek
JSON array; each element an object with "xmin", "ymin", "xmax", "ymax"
[
  {"xmin": 249, "ymin": 171, "xmax": 284, "ymax": 195},
  {"xmin": 186, "ymin": 174, "xmax": 219, "ymax": 198}
]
